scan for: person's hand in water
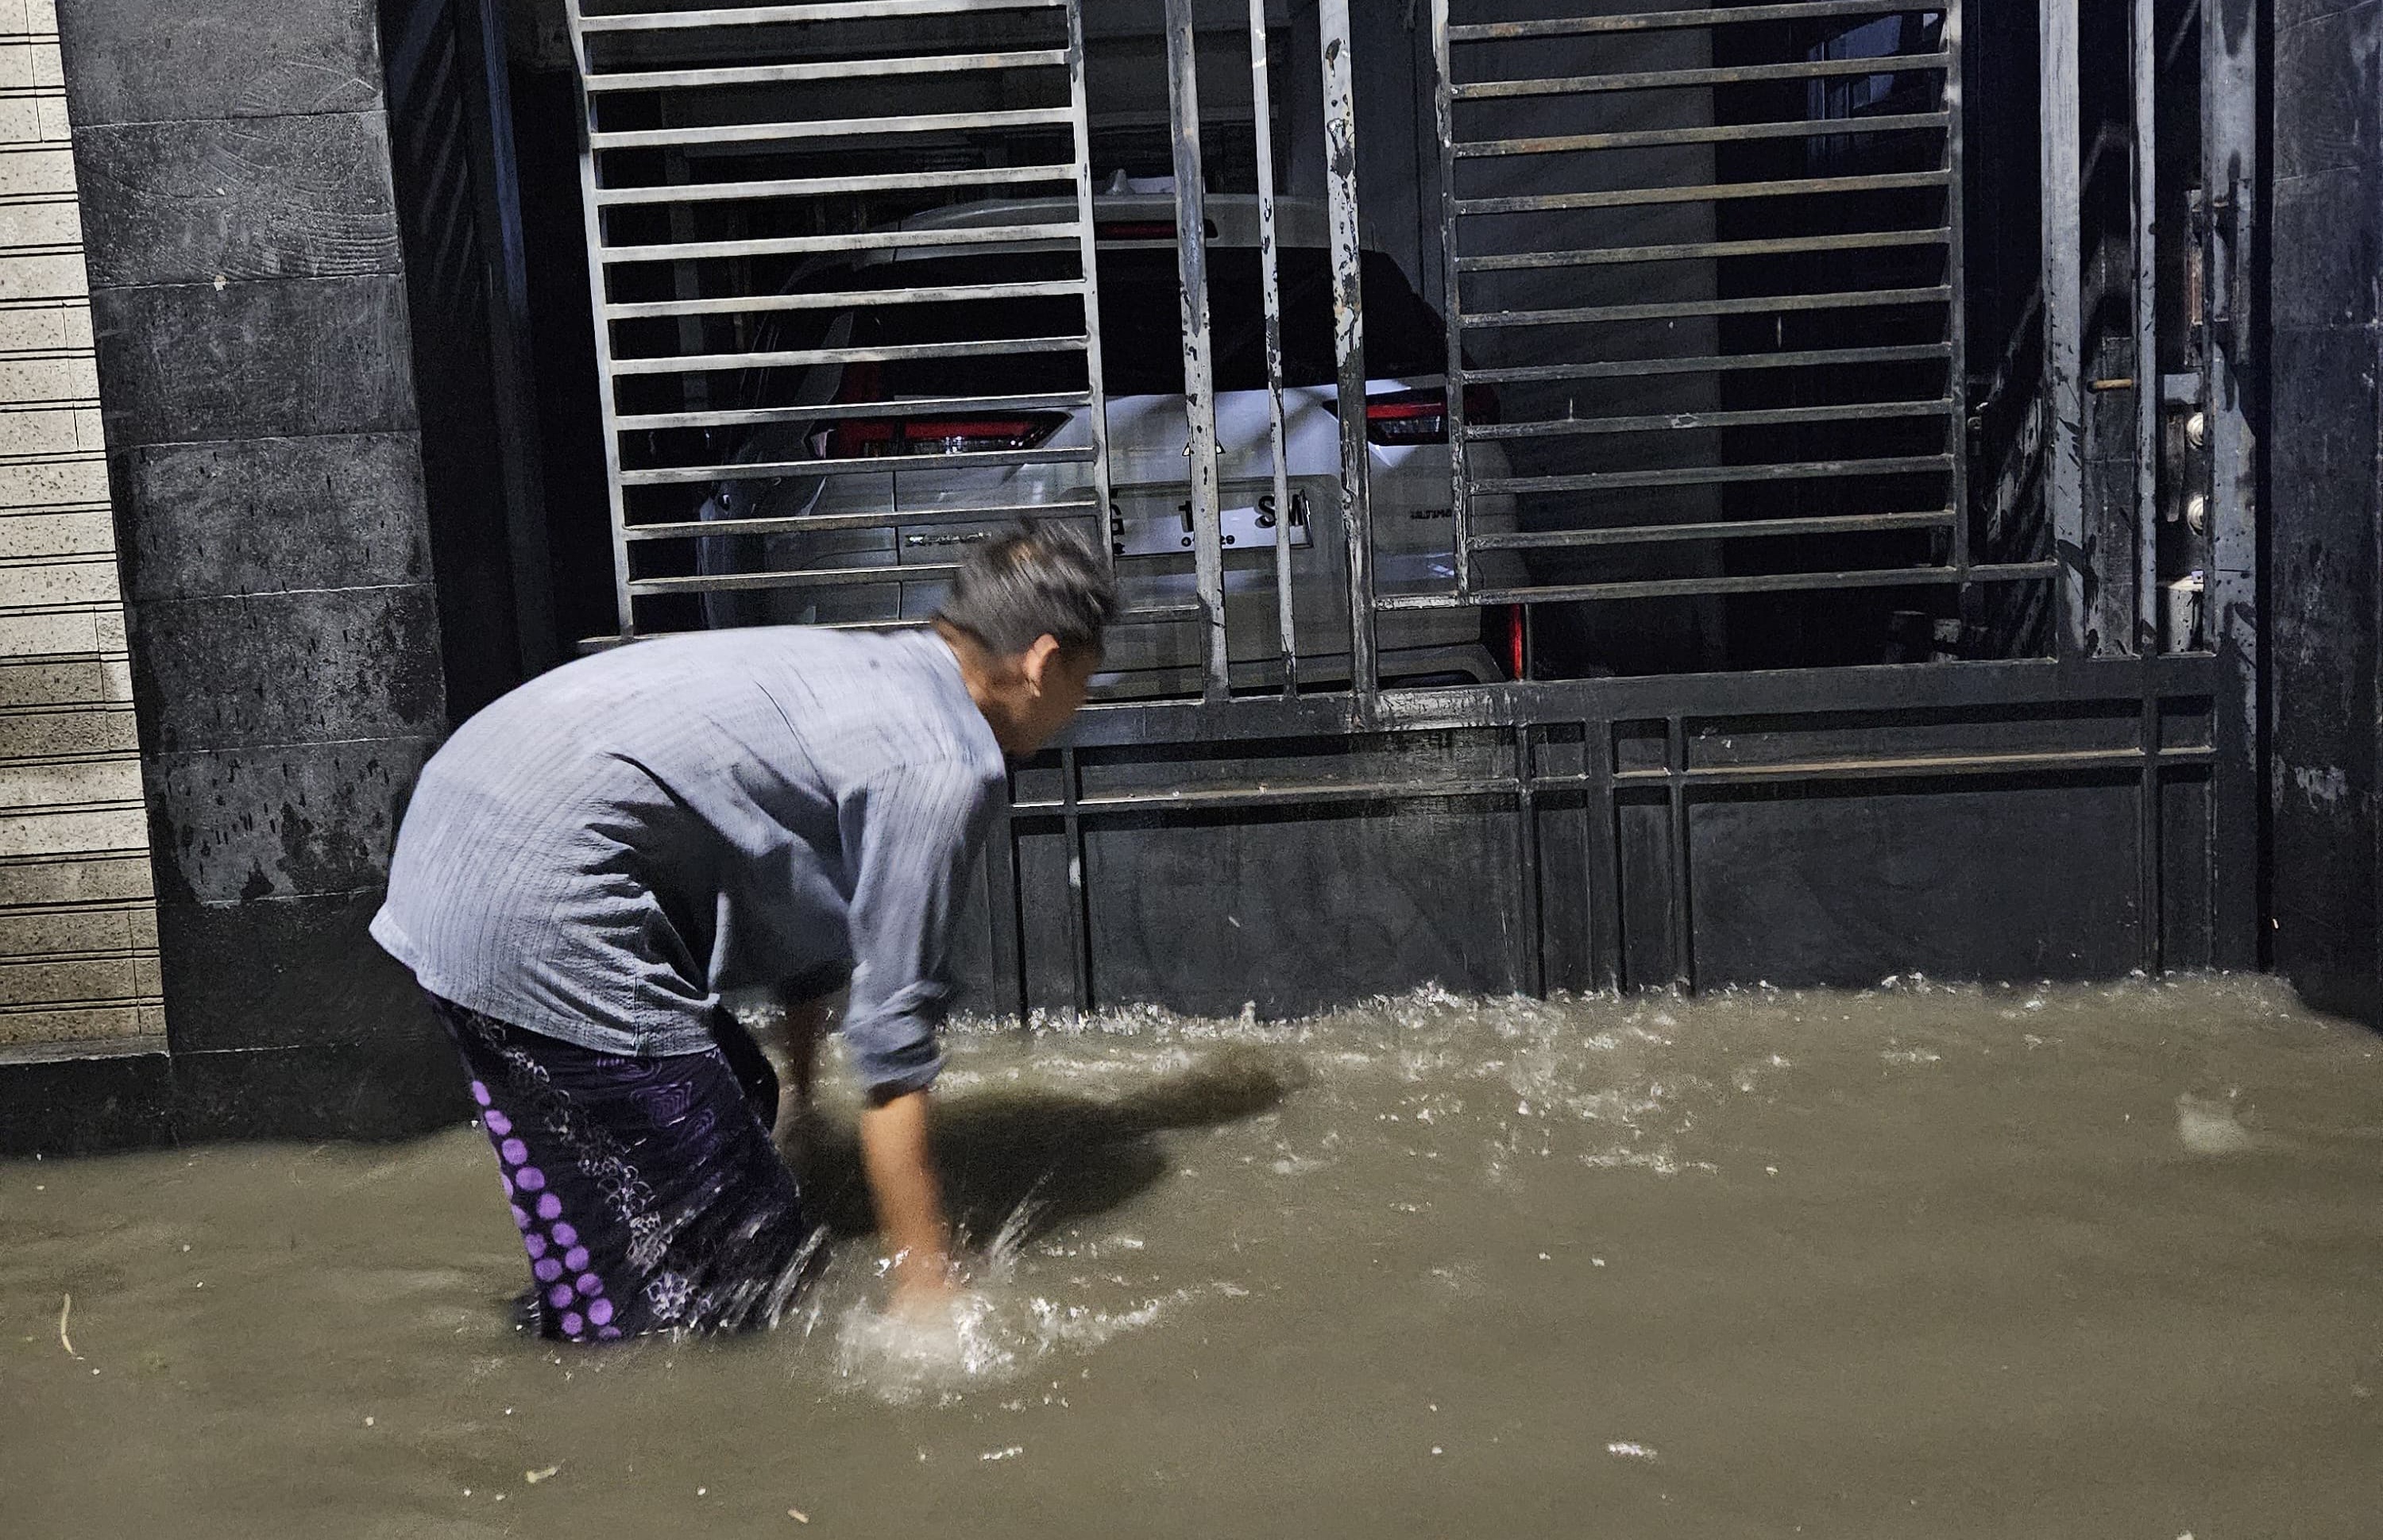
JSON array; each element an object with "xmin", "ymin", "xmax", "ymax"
[{"xmin": 859, "ymin": 1086, "xmax": 959, "ymax": 1318}]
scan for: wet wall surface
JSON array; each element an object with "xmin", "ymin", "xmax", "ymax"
[
  {"xmin": 52, "ymin": 0, "xmax": 453, "ymax": 1133},
  {"xmin": 2268, "ymin": 0, "xmax": 2383, "ymax": 1026}
]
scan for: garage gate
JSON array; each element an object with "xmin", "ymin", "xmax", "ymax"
[{"xmin": 554, "ymin": 0, "xmax": 2261, "ymax": 1015}]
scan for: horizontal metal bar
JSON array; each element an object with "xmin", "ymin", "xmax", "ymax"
[
  {"xmin": 589, "ymin": 105, "xmax": 1075, "ymax": 152},
  {"xmin": 1457, "ymin": 168, "xmax": 1949, "ymax": 218},
  {"xmin": 626, "ymin": 496, "xmax": 1103, "ymax": 542},
  {"xmin": 608, "ymin": 334, "xmax": 1086, "ymax": 376},
  {"xmin": 1464, "ymin": 285, "xmax": 1952, "ymax": 330},
  {"xmin": 1458, "ymin": 228, "xmax": 1948, "ymax": 272},
  {"xmin": 600, "ymin": 220, "xmax": 1077, "ymax": 265},
  {"xmin": 619, "ymin": 443, "xmax": 1098, "ymax": 485},
  {"xmin": 615, "ymin": 390, "xmax": 1091, "ymax": 433},
  {"xmin": 1612, "ymin": 744, "xmax": 2216, "ymax": 788},
  {"xmin": 579, "ymin": 0, "xmax": 1064, "ymax": 33},
  {"xmin": 585, "ymin": 49, "xmax": 1067, "ymax": 94},
  {"xmin": 1468, "ymin": 398, "xmax": 1956, "ymax": 441},
  {"xmin": 1010, "ymin": 778, "xmax": 1510, "ymax": 815},
  {"xmin": 1454, "ymin": 110, "xmax": 1948, "ymax": 159},
  {"xmin": 1450, "ymin": 1, "xmax": 1945, "ymax": 42},
  {"xmin": 604, "ymin": 278, "xmax": 1086, "ymax": 322},
  {"xmin": 1477, "ymin": 454, "xmax": 1954, "ymax": 495},
  {"xmin": 1452, "ymin": 52, "xmax": 1951, "ymax": 102},
  {"xmin": 1006, "ymin": 741, "xmax": 2218, "ymax": 815},
  {"xmin": 596, "ymin": 161, "xmax": 1076, "ymax": 206},
  {"xmin": 1375, "ymin": 562, "xmax": 2057, "ymax": 608},
  {"xmin": 1470, "ymin": 510, "xmax": 1954, "ymax": 550},
  {"xmin": 1462, "ymin": 343, "xmax": 1950, "ymax": 385},
  {"xmin": 631, "ymin": 562, "xmax": 959, "ymax": 596}
]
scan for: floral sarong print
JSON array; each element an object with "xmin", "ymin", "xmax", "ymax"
[{"xmin": 426, "ymin": 993, "xmax": 822, "ymax": 1341}]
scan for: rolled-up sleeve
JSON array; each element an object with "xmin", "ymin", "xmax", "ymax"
[{"xmin": 836, "ymin": 757, "xmax": 999, "ymax": 1098}]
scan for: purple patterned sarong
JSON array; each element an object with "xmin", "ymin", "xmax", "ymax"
[{"xmin": 427, "ymin": 992, "xmax": 821, "ymax": 1342}]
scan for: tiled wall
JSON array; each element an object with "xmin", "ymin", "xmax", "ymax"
[{"xmin": 0, "ymin": 0, "xmax": 160, "ymax": 1050}]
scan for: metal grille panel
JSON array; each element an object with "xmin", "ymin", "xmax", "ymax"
[
  {"xmin": 563, "ymin": 0, "xmax": 1111, "ymax": 639},
  {"xmin": 1416, "ymin": 1, "xmax": 2049, "ymax": 629}
]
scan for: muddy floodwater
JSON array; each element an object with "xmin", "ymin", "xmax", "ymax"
[{"xmin": 4, "ymin": 977, "xmax": 2379, "ymax": 1538}]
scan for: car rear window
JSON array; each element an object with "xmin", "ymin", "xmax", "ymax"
[{"xmin": 754, "ymin": 247, "xmax": 1446, "ymax": 403}]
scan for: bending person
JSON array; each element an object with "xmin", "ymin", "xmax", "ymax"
[{"xmin": 371, "ymin": 527, "xmax": 1116, "ymax": 1341}]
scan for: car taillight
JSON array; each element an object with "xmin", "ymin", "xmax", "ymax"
[
  {"xmin": 1488, "ymin": 603, "xmax": 1526, "ymax": 681},
  {"xmin": 1336, "ymin": 384, "xmax": 1503, "ymax": 446},
  {"xmin": 819, "ymin": 413, "xmax": 1066, "ymax": 458}
]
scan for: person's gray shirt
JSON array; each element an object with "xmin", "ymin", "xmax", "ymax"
[{"xmin": 370, "ymin": 627, "xmax": 1006, "ymax": 1096}]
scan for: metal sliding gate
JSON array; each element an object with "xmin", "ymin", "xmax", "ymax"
[{"xmin": 556, "ymin": 0, "xmax": 2264, "ymax": 1017}]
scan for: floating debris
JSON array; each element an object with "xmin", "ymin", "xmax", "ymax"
[
  {"xmin": 1606, "ymin": 1442, "xmax": 1659, "ymax": 1461},
  {"xmin": 56, "ymin": 1293, "xmax": 78, "ymax": 1360},
  {"xmin": 787, "ymin": 1509, "xmax": 810, "ymax": 1523},
  {"xmin": 524, "ymin": 1465, "xmax": 559, "ymax": 1484}
]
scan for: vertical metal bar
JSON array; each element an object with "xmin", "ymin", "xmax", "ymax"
[
  {"xmin": 1944, "ymin": 1, "xmax": 1971, "ymax": 581},
  {"xmin": 1515, "ymin": 726, "xmax": 1544, "ymax": 996},
  {"xmin": 562, "ymin": 2, "xmax": 636, "ymax": 639},
  {"xmin": 2201, "ymin": 0, "xmax": 2261, "ymax": 967},
  {"xmin": 2130, "ymin": 0, "xmax": 2159, "ymax": 652},
  {"xmin": 1430, "ymin": 0, "xmax": 1470, "ymax": 597},
  {"xmin": 1319, "ymin": 0, "xmax": 1377, "ymax": 701},
  {"xmin": 2040, "ymin": 0, "xmax": 2086, "ymax": 658},
  {"xmin": 1060, "ymin": 747, "xmax": 1092, "ymax": 1015},
  {"xmin": 1162, "ymin": 0, "xmax": 1230, "ymax": 700},
  {"xmin": 1248, "ymin": 0, "xmax": 1298, "ymax": 694},
  {"xmin": 1585, "ymin": 720, "xmax": 1620, "ymax": 992},
  {"xmin": 2138, "ymin": 677, "xmax": 2164, "ymax": 975},
  {"xmin": 988, "ymin": 792, "xmax": 1027, "ymax": 1024},
  {"xmin": 1064, "ymin": 0, "xmax": 1114, "ymax": 566},
  {"xmin": 1665, "ymin": 714, "xmax": 1693, "ymax": 990}
]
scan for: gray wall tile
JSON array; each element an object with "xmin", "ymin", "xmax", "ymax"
[
  {"xmin": 91, "ymin": 275, "xmax": 419, "ymax": 446},
  {"xmin": 71, "ymin": 114, "xmax": 403, "ymax": 288},
  {"xmin": 149, "ymin": 735, "xmax": 433, "ymax": 905},
  {"xmin": 129, "ymin": 583, "xmax": 446, "ymax": 754},
  {"xmin": 55, "ymin": 0, "xmax": 381, "ymax": 128},
  {"xmin": 115, "ymin": 433, "xmax": 431, "ymax": 602}
]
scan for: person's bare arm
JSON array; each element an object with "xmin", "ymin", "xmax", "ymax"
[{"xmin": 857, "ymin": 1087, "xmax": 953, "ymax": 1313}]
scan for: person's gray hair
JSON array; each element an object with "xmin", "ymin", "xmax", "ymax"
[{"xmin": 934, "ymin": 521, "xmax": 1120, "ymax": 658}]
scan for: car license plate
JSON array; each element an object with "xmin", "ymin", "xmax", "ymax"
[{"xmin": 1112, "ymin": 488, "xmax": 1312, "ymax": 558}]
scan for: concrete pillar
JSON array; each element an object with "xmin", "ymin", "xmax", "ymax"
[
  {"xmin": 41, "ymin": 0, "xmax": 458, "ymax": 1139},
  {"xmin": 2269, "ymin": 0, "xmax": 2383, "ymax": 1025}
]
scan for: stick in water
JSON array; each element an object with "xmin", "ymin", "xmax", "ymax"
[{"xmin": 58, "ymin": 1292, "xmax": 79, "ymax": 1359}]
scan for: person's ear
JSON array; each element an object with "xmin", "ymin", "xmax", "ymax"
[{"xmin": 1019, "ymin": 634, "xmax": 1063, "ymax": 696}]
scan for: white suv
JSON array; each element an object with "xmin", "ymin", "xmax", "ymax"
[{"xmin": 692, "ymin": 194, "xmax": 1522, "ymax": 695}]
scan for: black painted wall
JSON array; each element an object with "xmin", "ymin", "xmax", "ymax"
[
  {"xmin": 53, "ymin": 0, "xmax": 461, "ymax": 1140},
  {"xmin": 2269, "ymin": 0, "xmax": 2383, "ymax": 1027}
]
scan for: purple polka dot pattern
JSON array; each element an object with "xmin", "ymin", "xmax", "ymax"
[
  {"xmin": 483, "ymin": 1110, "xmax": 512, "ymax": 1137},
  {"xmin": 575, "ymin": 1273, "xmax": 601, "ymax": 1297},
  {"xmin": 470, "ymin": 1080, "xmax": 492, "ymax": 1108},
  {"xmin": 550, "ymin": 1222, "xmax": 577, "ymax": 1248},
  {"xmin": 523, "ymin": 1233, "xmax": 547, "ymax": 1259},
  {"xmin": 536, "ymin": 1193, "xmax": 562, "ymax": 1222},
  {"xmin": 597, "ymin": 1326, "xmax": 622, "ymax": 1341},
  {"xmin": 499, "ymin": 1173, "xmax": 514, "ymax": 1198},
  {"xmin": 516, "ymin": 1166, "xmax": 547, "ymax": 1192},
  {"xmin": 498, "ymin": 1137, "xmax": 529, "ymax": 1166},
  {"xmin": 562, "ymin": 1245, "xmax": 589, "ymax": 1272},
  {"xmin": 589, "ymin": 1298, "xmax": 615, "ymax": 1327},
  {"xmin": 561, "ymin": 1311, "xmax": 585, "ymax": 1336},
  {"xmin": 548, "ymin": 1283, "xmax": 575, "ymax": 1310},
  {"xmin": 533, "ymin": 1257, "xmax": 563, "ymax": 1283},
  {"xmin": 510, "ymin": 1204, "xmax": 529, "ymax": 1230}
]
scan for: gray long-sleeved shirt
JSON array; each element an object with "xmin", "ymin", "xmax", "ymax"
[{"xmin": 370, "ymin": 626, "xmax": 1005, "ymax": 1096}]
